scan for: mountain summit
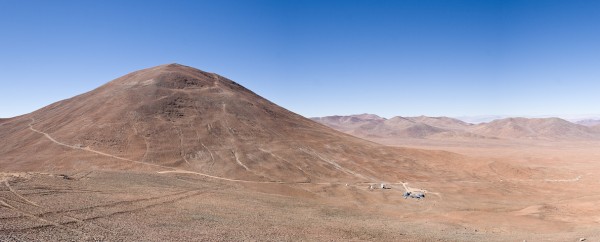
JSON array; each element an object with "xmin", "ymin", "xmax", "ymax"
[{"xmin": 0, "ymin": 64, "xmax": 445, "ymax": 183}]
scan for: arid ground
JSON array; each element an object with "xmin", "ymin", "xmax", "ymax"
[
  {"xmin": 2, "ymin": 139, "xmax": 600, "ymax": 241},
  {"xmin": 1, "ymin": 65, "xmax": 599, "ymax": 241}
]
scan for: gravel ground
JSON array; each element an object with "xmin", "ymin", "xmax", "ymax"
[{"xmin": 1, "ymin": 171, "xmax": 598, "ymax": 241}]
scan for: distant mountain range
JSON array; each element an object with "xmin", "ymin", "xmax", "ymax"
[
  {"xmin": 312, "ymin": 114, "xmax": 600, "ymax": 141},
  {"xmin": 575, "ymin": 119, "xmax": 600, "ymax": 127},
  {"xmin": 456, "ymin": 115, "xmax": 600, "ymax": 125},
  {"xmin": 454, "ymin": 115, "xmax": 510, "ymax": 124}
]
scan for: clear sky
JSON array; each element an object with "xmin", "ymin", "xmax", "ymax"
[{"xmin": 1, "ymin": 0, "xmax": 599, "ymax": 119}]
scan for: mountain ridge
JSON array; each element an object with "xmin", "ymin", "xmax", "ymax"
[
  {"xmin": 576, "ymin": 119, "xmax": 600, "ymax": 127},
  {"xmin": 471, "ymin": 117, "xmax": 597, "ymax": 140},
  {"xmin": 0, "ymin": 64, "xmax": 462, "ymax": 184},
  {"xmin": 312, "ymin": 114, "xmax": 487, "ymax": 140},
  {"xmin": 313, "ymin": 114, "xmax": 599, "ymax": 141}
]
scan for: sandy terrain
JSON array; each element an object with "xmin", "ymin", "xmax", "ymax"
[
  {"xmin": 2, "ymin": 145, "xmax": 599, "ymax": 242},
  {"xmin": 327, "ymin": 134, "xmax": 600, "ymax": 241},
  {"xmin": 2, "ymin": 65, "xmax": 599, "ymax": 241}
]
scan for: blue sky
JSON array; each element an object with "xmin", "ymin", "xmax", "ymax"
[{"xmin": 1, "ymin": 0, "xmax": 599, "ymax": 119}]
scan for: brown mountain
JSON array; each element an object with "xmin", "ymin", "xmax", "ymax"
[
  {"xmin": 0, "ymin": 64, "xmax": 458, "ymax": 184},
  {"xmin": 377, "ymin": 117, "xmax": 448, "ymax": 138},
  {"xmin": 470, "ymin": 117, "xmax": 597, "ymax": 140},
  {"xmin": 3, "ymin": 65, "xmax": 597, "ymax": 241}
]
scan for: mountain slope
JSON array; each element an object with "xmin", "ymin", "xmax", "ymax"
[{"xmin": 0, "ymin": 64, "xmax": 459, "ymax": 184}]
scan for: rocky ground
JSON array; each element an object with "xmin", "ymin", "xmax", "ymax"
[{"xmin": 1, "ymin": 166, "xmax": 598, "ymax": 241}]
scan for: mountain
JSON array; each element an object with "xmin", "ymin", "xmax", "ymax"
[
  {"xmin": 576, "ymin": 119, "xmax": 600, "ymax": 127},
  {"xmin": 455, "ymin": 115, "xmax": 508, "ymax": 124},
  {"xmin": 310, "ymin": 113, "xmax": 386, "ymax": 133},
  {"xmin": 405, "ymin": 116, "xmax": 472, "ymax": 130},
  {"xmin": 377, "ymin": 117, "xmax": 448, "ymax": 138},
  {"xmin": 314, "ymin": 114, "xmax": 600, "ymax": 142},
  {"xmin": 312, "ymin": 114, "xmax": 485, "ymax": 140},
  {"xmin": 3, "ymin": 64, "xmax": 593, "ymax": 241},
  {"xmin": 470, "ymin": 117, "xmax": 597, "ymax": 140},
  {"xmin": 0, "ymin": 64, "xmax": 455, "ymax": 184}
]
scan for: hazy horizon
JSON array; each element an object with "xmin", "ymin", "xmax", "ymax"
[
  {"xmin": 3, "ymin": 2, "xmax": 600, "ymax": 240},
  {"xmin": 312, "ymin": 112, "xmax": 600, "ymax": 124},
  {"xmin": 2, "ymin": 1, "xmax": 600, "ymax": 119}
]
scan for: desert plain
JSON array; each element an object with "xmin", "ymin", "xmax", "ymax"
[{"xmin": 1, "ymin": 64, "xmax": 599, "ymax": 241}]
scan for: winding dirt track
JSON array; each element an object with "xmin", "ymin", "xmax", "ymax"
[
  {"xmin": 28, "ymin": 119, "xmax": 171, "ymax": 170},
  {"xmin": 28, "ymin": 118, "xmax": 267, "ymax": 182},
  {"xmin": 4, "ymin": 180, "xmax": 39, "ymax": 207},
  {"xmin": 28, "ymin": 118, "xmax": 441, "ymax": 193},
  {"xmin": 1, "ymin": 178, "xmax": 206, "ymax": 238},
  {"xmin": 27, "ymin": 118, "xmax": 397, "ymax": 187}
]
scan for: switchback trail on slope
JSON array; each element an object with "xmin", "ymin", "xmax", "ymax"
[{"xmin": 27, "ymin": 118, "xmax": 388, "ymax": 186}]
